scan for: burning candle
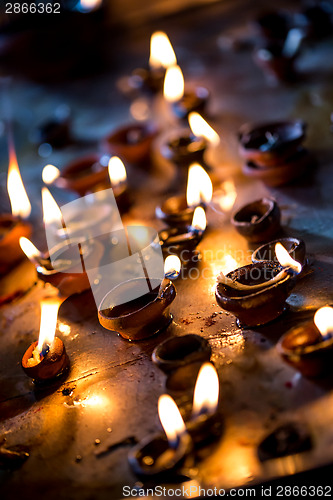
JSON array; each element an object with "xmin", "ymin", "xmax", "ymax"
[
  {"xmin": 156, "ymin": 163, "xmax": 212, "ymax": 227},
  {"xmin": 164, "ymin": 65, "xmax": 209, "ymax": 120},
  {"xmin": 98, "ymin": 255, "xmax": 180, "ymax": 340},
  {"xmin": 186, "ymin": 362, "xmax": 223, "ymax": 447},
  {"xmin": 128, "ymin": 394, "xmax": 192, "ymax": 479},
  {"xmin": 215, "ymin": 243, "xmax": 302, "ymax": 327},
  {"xmin": 157, "ymin": 206, "xmax": 207, "ymax": 264},
  {"xmin": 0, "ymin": 144, "xmax": 32, "ymax": 274},
  {"xmin": 21, "ymin": 298, "xmax": 69, "ymax": 384},
  {"xmin": 118, "ymin": 31, "xmax": 177, "ymax": 96},
  {"xmin": 277, "ymin": 306, "xmax": 333, "ymax": 377}
]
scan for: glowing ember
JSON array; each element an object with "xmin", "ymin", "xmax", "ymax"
[
  {"xmin": 188, "ymin": 112, "xmax": 220, "ymax": 146},
  {"xmin": 7, "ymin": 148, "xmax": 31, "ymax": 219},
  {"xmin": 193, "ymin": 362, "xmax": 219, "ymax": 416},
  {"xmin": 149, "ymin": 31, "xmax": 177, "ymax": 69},
  {"xmin": 42, "ymin": 165, "xmax": 60, "ymax": 185},
  {"xmin": 186, "ymin": 163, "xmax": 213, "ymax": 208},
  {"xmin": 163, "ymin": 65, "xmax": 184, "ymax": 103},
  {"xmin": 108, "ymin": 156, "xmax": 127, "ymax": 187},
  {"xmin": 191, "ymin": 206, "xmax": 207, "ymax": 231},
  {"xmin": 275, "ymin": 243, "xmax": 302, "ymax": 274},
  {"xmin": 314, "ymin": 306, "xmax": 333, "ymax": 337},
  {"xmin": 158, "ymin": 394, "xmax": 186, "ymax": 448}
]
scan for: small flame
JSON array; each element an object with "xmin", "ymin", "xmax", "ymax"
[
  {"xmin": 42, "ymin": 187, "xmax": 63, "ymax": 226},
  {"xmin": 164, "ymin": 255, "xmax": 181, "ymax": 280},
  {"xmin": 37, "ymin": 298, "xmax": 61, "ymax": 352},
  {"xmin": 108, "ymin": 156, "xmax": 127, "ymax": 187},
  {"xmin": 163, "ymin": 65, "xmax": 184, "ymax": 103},
  {"xmin": 78, "ymin": 0, "xmax": 102, "ymax": 12},
  {"xmin": 275, "ymin": 243, "xmax": 302, "ymax": 274},
  {"xmin": 186, "ymin": 163, "xmax": 213, "ymax": 207},
  {"xmin": 193, "ymin": 363, "xmax": 219, "ymax": 417},
  {"xmin": 314, "ymin": 306, "xmax": 333, "ymax": 337},
  {"xmin": 7, "ymin": 148, "xmax": 31, "ymax": 219},
  {"xmin": 191, "ymin": 206, "xmax": 207, "ymax": 231},
  {"xmin": 42, "ymin": 165, "xmax": 60, "ymax": 185},
  {"xmin": 188, "ymin": 112, "xmax": 220, "ymax": 146},
  {"xmin": 149, "ymin": 31, "xmax": 177, "ymax": 69},
  {"xmin": 19, "ymin": 237, "xmax": 41, "ymax": 261},
  {"xmin": 158, "ymin": 394, "xmax": 186, "ymax": 448}
]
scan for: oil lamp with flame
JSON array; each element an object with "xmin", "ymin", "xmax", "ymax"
[
  {"xmin": 164, "ymin": 65, "xmax": 209, "ymax": 120},
  {"xmin": 19, "ymin": 188, "xmax": 104, "ymax": 297},
  {"xmin": 21, "ymin": 298, "xmax": 69, "ymax": 384},
  {"xmin": 186, "ymin": 363, "xmax": 223, "ymax": 447},
  {"xmin": 215, "ymin": 243, "xmax": 302, "ymax": 327},
  {"xmin": 98, "ymin": 255, "xmax": 180, "ymax": 341},
  {"xmin": 277, "ymin": 306, "xmax": 333, "ymax": 377},
  {"xmin": 118, "ymin": 31, "xmax": 177, "ymax": 96},
  {"xmin": 252, "ymin": 237, "xmax": 306, "ymax": 268},
  {"xmin": 156, "ymin": 163, "xmax": 212, "ymax": 227},
  {"xmin": 128, "ymin": 394, "xmax": 193, "ymax": 479},
  {"xmin": 0, "ymin": 145, "xmax": 32, "ymax": 274},
  {"xmin": 157, "ymin": 206, "xmax": 207, "ymax": 264}
]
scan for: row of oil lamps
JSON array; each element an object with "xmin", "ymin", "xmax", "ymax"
[{"xmin": 1, "ymin": 30, "xmax": 332, "ymax": 480}]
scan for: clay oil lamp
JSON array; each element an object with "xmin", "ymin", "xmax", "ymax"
[
  {"xmin": 164, "ymin": 64, "xmax": 209, "ymax": 120},
  {"xmin": 253, "ymin": 27, "xmax": 304, "ymax": 83},
  {"xmin": 117, "ymin": 31, "xmax": 177, "ymax": 97},
  {"xmin": 21, "ymin": 297, "xmax": 69, "ymax": 385},
  {"xmin": 238, "ymin": 120, "xmax": 307, "ymax": 168},
  {"xmin": 0, "ymin": 144, "xmax": 32, "ymax": 275},
  {"xmin": 158, "ymin": 206, "xmax": 206, "ymax": 265},
  {"xmin": 215, "ymin": 243, "xmax": 302, "ymax": 327},
  {"xmin": 277, "ymin": 306, "xmax": 333, "ymax": 378},
  {"xmin": 160, "ymin": 130, "xmax": 208, "ymax": 170},
  {"xmin": 20, "ymin": 236, "xmax": 103, "ymax": 298},
  {"xmin": 129, "ymin": 394, "xmax": 193, "ymax": 480},
  {"xmin": 98, "ymin": 255, "xmax": 180, "ymax": 341},
  {"xmin": 101, "ymin": 122, "xmax": 158, "ymax": 166},
  {"xmin": 231, "ymin": 198, "xmax": 281, "ymax": 243},
  {"xmin": 185, "ymin": 363, "xmax": 223, "ymax": 448},
  {"xmin": 252, "ymin": 237, "xmax": 306, "ymax": 268},
  {"xmin": 152, "ymin": 334, "xmax": 211, "ymax": 374},
  {"xmin": 156, "ymin": 163, "xmax": 212, "ymax": 227},
  {"xmin": 45, "ymin": 155, "xmax": 110, "ymax": 197}
]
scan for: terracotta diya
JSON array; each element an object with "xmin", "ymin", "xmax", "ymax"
[
  {"xmin": 156, "ymin": 163, "xmax": 212, "ymax": 227},
  {"xmin": 215, "ymin": 243, "xmax": 302, "ymax": 327},
  {"xmin": 277, "ymin": 306, "xmax": 333, "ymax": 377},
  {"xmin": 160, "ymin": 130, "xmax": 208, "ymax": 168},
  {"xmin": 101, "ymin": 123, "xmax": 158, "ymax": 165},
  {"xmin": 252, "ymin": 237, "xmax": 306, "ymax": 268},
  {"xmin": 129, "ymin": 394, "xmax": 192, "ymax": 480},
  {"xmin": 0, "ymin": 146, "xmax": 32, "ymax": 275},
  {"xmin": 164, "ymin": 64, "xmax": 209, "ymax": 120},
  {"xmin": 20, "ymin": 237, "xmax": 104, "ymax": 297},
  {"xmin": 22, "ymin": 298, "xmax": 69, "ymax": 384},
  {"xmin": 231, "ymin": 198, "xmax": 281, "ymax": 243}
]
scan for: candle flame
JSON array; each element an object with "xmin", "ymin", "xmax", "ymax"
[
  {"xmin": 37, "ymin": 298, "xmax": 61, "ymax": 352},
  {"xmin": 164, "ymin": 255, "xmax": 181, "ymax": 280},
  {"xmin": 191, "ymin": 206, "xmax": 207, "ymax": 231},
  {"xmin": 7, "ymin": 149, "xmax": 31, "ymax": 219},
  {"xmin": 19, "ymin": 237, "xmax": 41, "ymax": 261},
  {"xmin": 149, "ymin": 31, "xmax": 177, "ymax": 69},
  {"xmin": 108, "ymin": 156, "xmax": 127, "ymax": 187},
  {"xmin": 193, "ymin": 363, "xmax": 219, "ymax": 417},
  {"xmin": 163, "ymin": 65, "xmax": 184, "ymax": 103},
  {"xmin": 275, "ymin": 243, "xmax": 302, "ymax": 274},
  {"xmin": 42, "ymin": 164, "xmax": 60, "ymax": 185},
  {"xmin": 314, "ymin": 306, "xmax": 333, "ymax": 337},
  {"xmin": 158, "ymin": 394, "xmax": 186, "ymax": 448},
  {"xmin": 42, "ymin": 187, "xmax": 63, "ymax": 226},
  {"xmin": 188, "ymin": 112, "xmax": 220, "ymax": 146},
  {"xmin": 186, "ymin": 163, "xmax": 213, "ymax": 208}
]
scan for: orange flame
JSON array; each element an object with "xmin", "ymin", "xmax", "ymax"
[
  {"xmin": 7, "ymin": 147, "xmax": 31, "ymax": 219},
  {"xmin": 186, "ymin": 163, "xmax": 213, "ymax": 207},
  {"xmin": 188, "ymin": 112, "xmax": 220, "ymax": 146},
  {"xmin": 193, "ymin": 363, "xmax": 219, "ymax": 416},
  {"xmin": 149, "ymin": 31, "xmax": 177, "ymax": 69},
  {"xmin": 37, "ymin": 298, "xmax": 61, "ymax": 352},
  {"xmin": 163, "ymin": 65, "xmax": 184, "ymax": 103},
  {"xmin": 158, "ymin": 394, "xmax": 186, "ymax": 448},
  {"xmin": 314, "ymin": 306, "xmax": 333, "ymax": 337},
  {"xmin": 275, "ymin": 243, "xmax": 302, "ymax": 274}
]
